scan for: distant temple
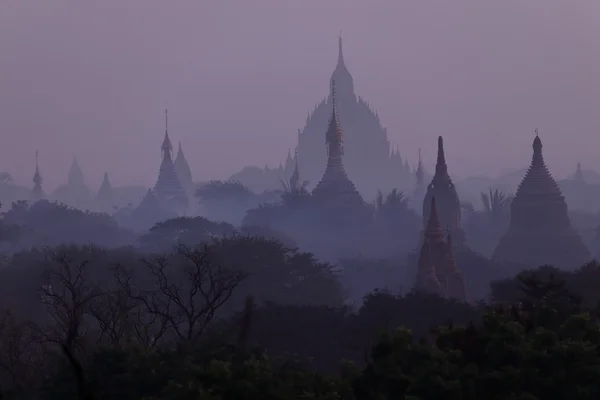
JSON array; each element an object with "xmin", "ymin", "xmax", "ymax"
[
  {"xmin": 230, "ymin": 37, "xmax": 412, "ymax": 198},
  {"xmin": 96, "ymin": 172, "xmax": 114, "ymax": 211},
  {"xmin": 573, "ymin": 162, "xmax": 585, "ymax": 183},
  {"xmin": 51, "ymin": 156, "xmax": 92, "ymax": 209},
  {"xmin": 415, "ymin": 197, "xmax": 467, "ymax": 301},
  {"xmin": 422, "ymin": 136, "xmax": 464, "ymax": 244},
  {"xmin": 410, "ymin": 148, "xmax": 426, "ymax": 210},
  {"xmin": 293, "ymin": 37, "xmax": 411, "ymax": 198},
  {"xmin": 174, "ymin": 141, "xmax": 193, "ymax": 193},
  {"xmin": 492, "ymin": 132, "xmax": 590, "ymax": 268},
  {"xmin": 311, "ymin": 81, "xmax": 363, "ymax": 208},
  {"xmin": 31, "ymin": 151, "xmax": 44, "ymax": 202},
  {"xmin": 153, "ymin": 110, "xmax": 189, "ymax": 214}
]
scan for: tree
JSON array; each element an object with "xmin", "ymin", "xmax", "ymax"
[
  {"xmin": 139, "ymin": 216, "xmax": 236, "ymax": 252},
  {"xmin": 208, "ymin": 236, "xmax": 345, "ymax": 309},
  {"xmin": 38, "ymin": 245, "xmax": 104, "ymax": 400},
  {"xmin": 115, "ymin": 244, "xmax": 245, "ymax": 346}
]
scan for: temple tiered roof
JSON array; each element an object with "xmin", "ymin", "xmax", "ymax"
[
  {"xmin": 174, "ymin": 141, "xmax": 193, "ymax": 190},
  {"xmin": 311, "ymin": 81, "xmax": 363, "ymax": 206},
  {"xmin": 422, "ymin": 136, "xmax": 462, "ymax": 241},
  {"xmin": 96, "ymin": 172, "xmax": 113, "ymax": 207},
  {"xmin": 493, "ymin": 132, "xmax": 590, "ymax": 268},
  {"xmin": 415, "ymin": 196, "xmax": 467, "ymax": 301},
  {"xmin": 153, "ymin": 110, "xmax": 189, "ymax": 213},
  {"xmin": 516, "ymin": 134, "xmax": 562, "ymax": 196}
]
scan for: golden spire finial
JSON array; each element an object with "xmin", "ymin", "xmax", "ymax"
[{"xmin": 165, "ymin": 109, "xmax": 168, "ymax": 133}]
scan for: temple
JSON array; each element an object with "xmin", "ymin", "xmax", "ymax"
[
  {"xmin": 96, "ymin": 172, "xmax": 114, "ymax": 211},
  {"xmin": 31, "ymin": 151, "xmax": 44, "ymax": 202},
  {"xmin": 153, "ymin": 110, "xmax": 189, "ymax": 214},
  {"xmin": 573, "ymin": 162, "xmax": 585, "ymax": 183},
  {"xmin": 278, "ymin": 36, "xmax": 412, "ymax": 198},
  {"xmin": 174, "ymin": 141, "xmax": 193, "ymax": 193},
  {"xmin": 492, "ymin": 132, "xmax": 590, "ymax": 268},
  {"xmin": 422, "ymin": 136, "xmax": 463, "ymax": 243},
  {"xmin": 414, "ymin": 197, "xmax": 467, "ymax": 301},
  {"xmin": 311, "ymin": 81, "xmax": 363, "ymax": 208},
  {"xmin": 410, "ymin": 148, "xmax": 426, "ymax": 209},
  {"xmin": 52, "ymin": 156, "xmax": 92, "ymax": 209}
]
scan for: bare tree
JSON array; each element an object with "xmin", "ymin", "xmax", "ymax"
[
  {"xmin": 88, "ymin": 287, "xmax": 136, "ymax": 348},
  {"xmin": 0, "ymin": 310, "xmax": 46, "ymax": 394},
  {"xmin": 38, "ymin": 247, "xmax": 103, "ymax": 400},
  {"xmin": 113, "ymin": 265, "xmax": 171, "ymax": 350},
  {"xmin": 116, "ymin": 244, "xmax": 244, "ymax": 346}
]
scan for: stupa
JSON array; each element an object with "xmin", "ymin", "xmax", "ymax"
[{"xmin": 492, "ymin": 131, "xmax": 590, "ymax": 269}]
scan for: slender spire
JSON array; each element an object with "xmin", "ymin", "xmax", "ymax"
[
  {"xmin": 338, "ymin": 34, "xmax": 344, "ymax": 65},
  {"xmin": 574, "ymin": 162, "xmax": 584, "ymax": 182},
  {"xmin": 32, "ymin": 150, "xmax": 43, "ymax": 200},
  {"xmin": 416, "ymin": 148, "xmax": 424, "ymax": 184},
  {"xmin": 33, "ymin": 151, "xmax": 42, "ymax": 184},
  {"xmin": 435, "ymin": 136, "xmax": 448, "ymax": 176},
  {"xmin": 161, "ymin": 109, "xmax": 173, "ymax": 156},
  {"xmin": 325, "ymin": 80, "xmax": 343, "ymax": 155}
]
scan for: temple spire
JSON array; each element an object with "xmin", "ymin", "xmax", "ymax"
[
  {"xmin": 161, "ymin": 109, "xmax": 173, "ymax": 157},
  {"xmin": 435, "ymin": 136, "xmax": 448, "ymax": 176},
  {"xmin": 68, "ymin": 156, "xmax": 85, "ymax": 187},
  {"xmin": 326, "ymin": 80, "xmax": 343, "ymax": 155},
  {"xmin": 574, "ymin": 162, "xmax": 584, "ymax": 182},
  {"xmin": 155, "ymin": 110, "xmax": 189, "ymax": 213},
  {"xmin": 174, "ymin": 140, "xmax": 193, "ymax": 190},
  {"xmin": 415, "ymin": 148, "xmax": 424, "ymax": 185},
  {"xmin": 338, "ymin": 34, "xmax": 344, "ymax": 66},
  {"xmin": 32, "ymin": 151, "xmax": 43, "ymax": 201}
]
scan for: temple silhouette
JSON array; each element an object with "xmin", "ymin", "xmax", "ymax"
[
  {"xmin": 415, "ymin": 197, "xmax": 467, "ymax": 301},
  {"xmin": 230, "ymin": 36, "xmax": 413, "ymax": 198},
  {"xmin": 492, "ymin": 132, "xmax": 590, "ymax": 269}
]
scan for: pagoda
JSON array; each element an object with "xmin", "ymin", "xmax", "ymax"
[
  {"xmin": 492, "ymin": 132, "xmax": 590, "ymax": 269},
  {"xmin": 31, "ymin": 151, "xmax": 44, "ymax": 202},
  {"xmin": 174, "ymin": 141, "xmax": 193, "ymax": 192},
  {"xmin": 311, "ymin": 80, "xmax": 363, "ymax": 209},
  {"xmin": 290, "ymin": 37, "xmax": 411, "ymax": 198},
  {"xmin": 51, "ymin": 156, "xmax": 92, "ymax": 209},
  {"xmin": 422, "ymin": 136, "xmax": 464, "ymax": 243},
  {"xmin": 414, "ymin": 197, "xmax": 467, "ymax": 301},
  {"xmin": 96, "ymin": 172, "xmax": 114, "ymax": 211},
  {"xmin": 153, "ymin": 110, "xmax": 189, "ymax": 214}
]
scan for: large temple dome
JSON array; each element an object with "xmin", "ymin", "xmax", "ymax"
[{"xmin": 293, "ymin": 37, "xmax": 410, "ymax": 199}]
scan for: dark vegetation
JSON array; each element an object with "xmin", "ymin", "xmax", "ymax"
[{"xmin": 1, "ymin": 198, "xmax": 600, "ymax": 398}]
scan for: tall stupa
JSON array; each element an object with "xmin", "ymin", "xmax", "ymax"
[{"xmin": 492, "ymin": 132, "xmax": 590, "ymax": 269}]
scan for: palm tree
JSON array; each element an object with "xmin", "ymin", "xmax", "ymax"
[
  {"xmin": 375, "ymin": 189, "xmax": 408, "ymax": 213},
  {"xmin": 480, "ymin": 189, "xmax": 513, "ymax": 222}
]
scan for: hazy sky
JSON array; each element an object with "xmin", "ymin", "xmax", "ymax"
[{"xmin": 1, "ymin": 0, "xmax": 600, "ymax": 190}]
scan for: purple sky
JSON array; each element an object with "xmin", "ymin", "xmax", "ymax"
[{"xmin": 1, "ymin": 0, "xmax": 600, "ymax": 190}]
